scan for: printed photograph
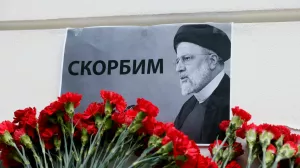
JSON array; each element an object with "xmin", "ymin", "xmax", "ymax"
[{"xmin": 60, "ymin": 23, "xmax": 232, "ymax": 145}]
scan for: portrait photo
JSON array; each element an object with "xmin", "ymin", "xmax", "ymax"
[{"xmin": 60, "ymin": 22, "xmax": 232, "ymax": 145}]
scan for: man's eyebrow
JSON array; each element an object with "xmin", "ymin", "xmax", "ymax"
[
  {"xmin": 176, "ymin": 54, "xmax": 186, "ymax": 61},
  {"xmin": 176, "ymin": 54, "xmax": 192, "ymax": 60},
  {"xmin": 178, "ymin": 54, "xmax": 191, "ymax": 57}
]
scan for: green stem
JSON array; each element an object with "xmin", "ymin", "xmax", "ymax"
[
  {"xmin": 128, "ymin": 156, "xmax": 160, "ymax": 168},
  {"xmin": 32, "ymin": 147, "xmax": 44, "ymax": 168},
  {"xmin": 92, "ymin": 148, "xmax": 105, "ymax": 168},
  {"xmin": 100, "ymin": 125, "xmax": 122, "ymax": 164},
  {"xmin": 79, "ymin": 123, "xmax": 104, "ymax": 168},
  {"xmin": 42, "ymin": 145, "xmax": 48, "ymax": 168},
  {"xmin": 12, "ymin": 144, "xmax": 31, "ymax": 168},
  {"xmin": 246, "ymin": 147, "xmax": 254, "ymax": 168},
  {"xmin": 212, "ymin": 135, "xmax": 229, "ymax": 161},
  {"xmin": 99, "ymin": 129, "xmax": 131, "ymax": 166},
  {"xmin": 112, "ymin": 154, "xmax": 123, "ymax": 168},
  {"xmin": 262, "ymin": 146, "xmax": 267, "ymax": 168},
  {"xmin": 97, "ymin": 133, "xmax": 135, "ymax": 168},
  {"xmin": 271, "ymin": 156, "xmax": 281, "ymax": 168},
  {"xmin": 62, "ymin": 128, "xmax": 69, "ymax": 167},
  {"xmin": 134, "ymin": 146, "xmax": 156, "ymax": 163},
  {"xmin": 105, "ymin": 131, "xmax": 120, "ymax": 154},
  {"xmin": 69, "ymin": 117, "xmax": 79, "ymax": 162},
  {"xmin": 46, "ymin": 150, "xmax": 54, "ymax": 168},
  {"xmin": 290, "ymin": 159, "xmax": 295, "ymax": 168},
  {"xmin": 90, "ymin": 132, "xmax": 104, "ymax": 168},
  {"xmin": 222, "ymin": 147, "xmax": 232, "ymax": 168},
  {"xmin": 101, "ymin": 135, "xmax": 133, "ymax": 168},
  {"xmin": 37, "ymin": 127, "xmax": 48, "ymax": 168},
  {"xmin": 57, "ymin": 150, "xmax": 63, "ymax": 168},
  {"xmin": 114, "ymin": 138, "xmax": 141, "ymax": 168},
  {"xmin": 114, "ymin": 149, "xmax": 132, "ymax": 168},
  {"xmin": 76, "ymin": 144, "xmax": 85, "ymax": 167},
  {"xmin": 162, "ymin": 161, "xmax": 176, "ymax": 168}
]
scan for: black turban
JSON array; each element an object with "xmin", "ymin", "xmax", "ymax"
[{"xmin": 173, "ymin": 24, "xmax": 231, "ymax": 61}]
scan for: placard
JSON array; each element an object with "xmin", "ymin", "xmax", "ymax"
[{"xmin": 61, "ymin": 23, "xmax": 232, "ymax": 145}]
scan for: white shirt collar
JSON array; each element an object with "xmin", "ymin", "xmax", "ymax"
[{"xmin": 194, "ymin": 70, "xmax": 225, "ymax": 103}]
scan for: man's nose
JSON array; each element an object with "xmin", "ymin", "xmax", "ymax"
[{"xmin": 176, "ymin": 60, "xmax": 185, "ymax": 73}]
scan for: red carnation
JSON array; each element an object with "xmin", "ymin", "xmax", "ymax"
[
  {"xmin": 231, "ymin": 106, "xmax": 251, "ymax": 122},
  {"xmin": 141, "ymin": 116, "xmax": 157, "ymax": 135},
  {"xmin": 0, "ymin": 120, "xmax": 15, "ymax": 135},
  {"xmin": 39, "ymin": 124, "xmax": 61, "ymax": 150},
  {"xmin": 219, "ymin": 120, "xmax": 230, "ymax": 132},
  {"xmin": 134, "ymin": 98, "xmax": 159, "ymax": 117},
  {"xmin": 82, "ymin": 122, "xmax": 98, "ymax": 135},
  {"xmin": 73, "ymin": 113, "xmax": 97, "ymax": 135},
  {"xmin": 161, "ymin": 125, "xmax": 181, "ymax": 145},
  {"xmin": 160, "ymin": 123, "xmax": 175, "ymax": 143},
  {"xmin": 245, "ymin": 123, "xmax": 258, "ymax": 132},
  {"xmin": 40, "ymin": 101, "xmax": 64, "ymax": 116},
  {"xmin": 208, "ymin": 140, "xmax": 228, "ymax": 156},
  {"xmin": 40, "ymin": 126, "xmax": 58, "ymax": 140},
  {"xmin": 100, "ymin": 90, "xmax": 127, "ymax": 112},
  {"xmin": 44, "ymin": 140, "xmax": 55, "ymax": 150},
  {"xmin": 152, "ymin": 121, "xmax": 166, "ymax": 137},
  {"xmin": 267, "ymin": 144, "xmax": 277, "ymax": 154},
  {"xmin": 38, "ymin": 111, "xmax": 62, "ymax": 148},
  {"xmin": 39, "ymin": 128, "xmax": 54, "ymax": 140},
  {"xmin": 225, "ymin": 160, "xmax": 241, "ymax": 168},
  {"xmin": 160, "ymin": 124, "xmax": 200, "ymax": 168},
  {"xmin": 257, "ymin": 123, "xmax": 270, "ymax": 133},
  {"xmin": 141, "ymin": 118, "xmax": 167, "ymax": 137},
  {"xmin": 25, "ymin": 127, "xmax": 36, "ymax": 141},
  {"xmin": 275, "ymin": 125, "xmax": 291, "ymax": 142},
  {"xmin": 0, "ymin": 146, "xmax": 22, "ymax": 168},
  {"xmin": 290, "ymin": 134, "xmax": 300, "ymax": 144},
  {"xmin": 13, "ymin": 107, "xmax": 37, "ymax": 140},
  {"xmin": 284, "ymin": 141, "xmax": 298, "ymax": 155},
  {"xmin": 73, "ymin": 113, "xmax": 83, "ymax": 126},
  {"xmin": 38, "ymin": 112, "xmax": 51, "ymax": 129},
  {"xmin": 58, "ymin": 92, "xmax": 82, "ymax": 108},
  {"xmin": 197, "ymin": 155, "xmax": 218, "ymax": 168},
  {"xmin": 38, "ymin": 95, "xmax": 79, "ymax": 145},
  {"xmin": 259, "ymin": 124, "xmax": 281, "ymax": 140},
  {"xmin": 82, "ymin": 102, "xmax": 104, "ymax": 119},
  {"xmin": 124, "ymin": 109, "xmax": 139, "ymax": 126},
  {"xmin": 111, "ymin": 112, "xmax": 126, "ymax": 126},
  {"xmin": 180, "ymin": 141, "xmax": 201, "ymax": 168},
  {"xmin": 295, "ymin": 157, "xmax": 300, "ymax": 166},
  {"xmin": 232, "ymin": 142, "xmax": 244, "ymax": 157},
  {"xmin": 13, "ymin": 107, "xmax": 37, "ymax": 128},
  {"xmin": 13, "ymin": 128, "xmax": 26, "ymax": 142},
  {"xmin": 236, "ymin": 123, "xmax": 246, "ymax": 139},
  {"xmin": 112, "ymin": 109, "xmax": 140, "ymax": 129}
]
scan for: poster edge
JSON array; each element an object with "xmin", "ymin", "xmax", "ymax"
[{"xmin": 58, "ymin": 28, "xmax": 70, "ymax": 96}]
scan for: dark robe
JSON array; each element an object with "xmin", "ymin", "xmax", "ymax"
[{"xmin": 174, "ymin": 74, "xmax": 230, "ymax": 144}]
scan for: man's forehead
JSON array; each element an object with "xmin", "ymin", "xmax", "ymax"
[{"xmin": 176, "ymin": 42, "xmax": 207, "ymax": 57}]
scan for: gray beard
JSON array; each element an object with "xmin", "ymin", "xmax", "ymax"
[{"xmin": 180, "ymin": 64, "xmax": 211, "ymax": 96}]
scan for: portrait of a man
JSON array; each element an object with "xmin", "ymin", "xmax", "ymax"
[
  {"xmin": 61, "ymin": 23, "xmax": 231, "ymax": 145},
  {"xmin": 173, "ymin": 24, "xmax": 231, "ymax": 144}
]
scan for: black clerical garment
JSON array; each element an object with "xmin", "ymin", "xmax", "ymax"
[{"xmin": 174, "ymin": 74, "xmax": 230, "ymax": 144}]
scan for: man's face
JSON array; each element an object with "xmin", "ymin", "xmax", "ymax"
[{"xmin": 175, "ymin": 42, "xmax": 212, "ymax": 96}]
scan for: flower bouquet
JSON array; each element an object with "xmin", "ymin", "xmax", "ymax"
[
  {"xmin": 209, "ymin": 106, "xmax": 300, "ymax": 168},
  {"xmin": 1, "ymin": 89, "xmax": 300, "ymax": 168},
  {"xmin": 0, "ymin": 90, "xmax": 213, "ymax": 168}
]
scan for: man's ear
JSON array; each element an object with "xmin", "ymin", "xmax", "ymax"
[{"xmin": 208, "ymin": 54, "xmax": 219, "ymax": 70}]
